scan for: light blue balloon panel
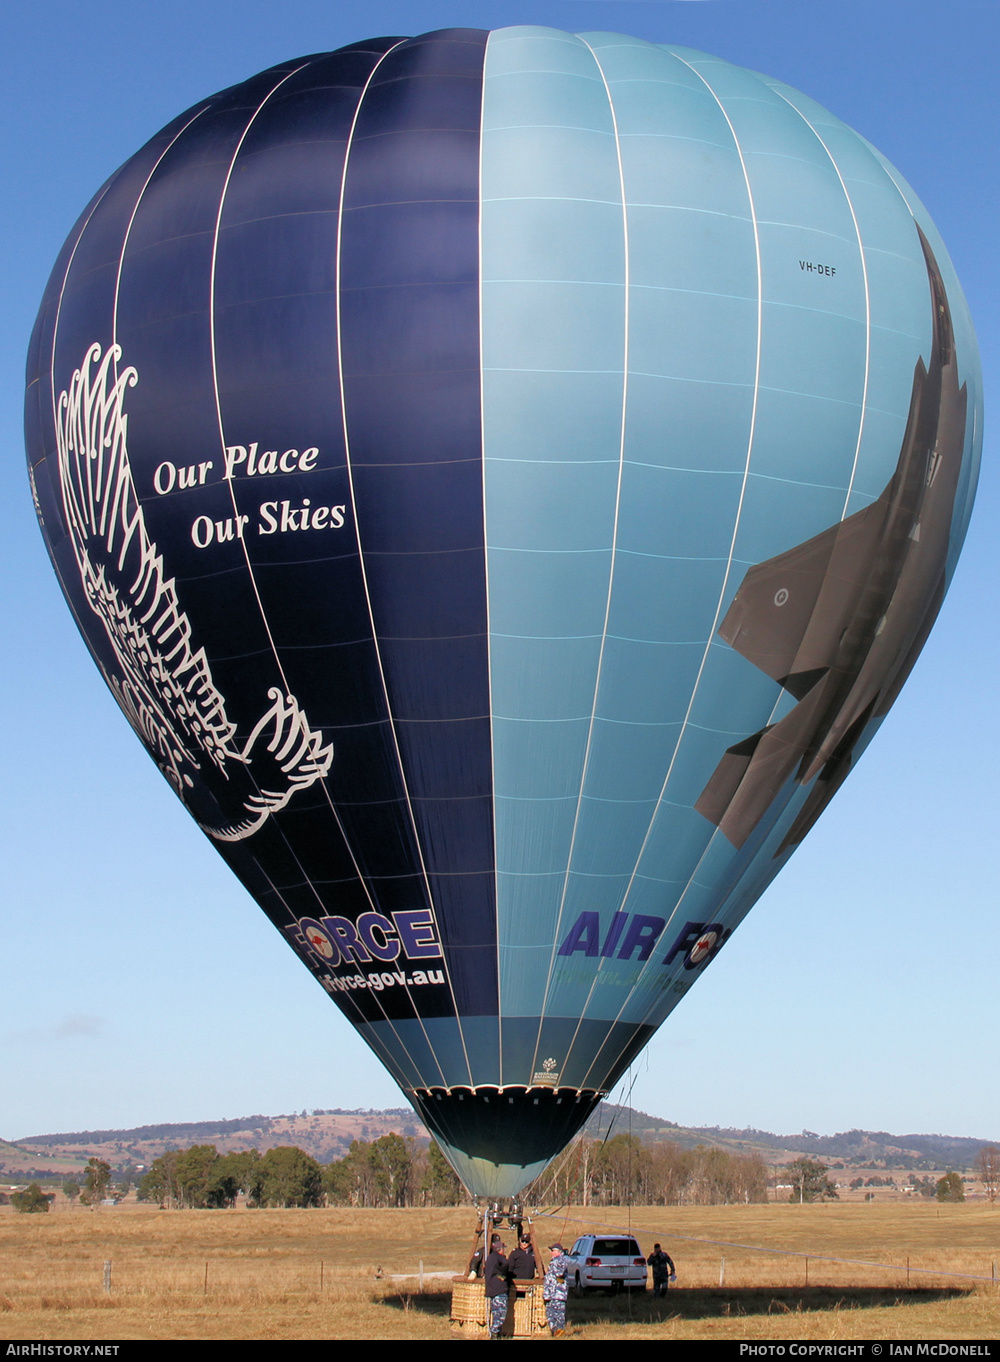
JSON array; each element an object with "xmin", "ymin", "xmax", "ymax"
[{"xmin": 481, "ymin": 28, "xmax": 982, "ymax": 1089}]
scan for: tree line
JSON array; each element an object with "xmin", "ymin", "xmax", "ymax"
[
  {"xmin": 525, "ymin": 1134, "xmax": 770, "ymax": 1206},
  {"xmin": 139, "ymin": 1145, "xmax": 322, "ymax": 1208},
  {"xmin": 17, "ymin": 1138, "xmax": 996, "ymax": 1212},
  {"xmin": 136, "ymin": 1136, "xmax": 463, "ymax": 1209},
  {"xmin": 131, "ymin": 1133, "xmax": 770, "ymax": 1209},
  {"xmin": 9, "ymin": 1157, "xmax": 115, "ymax": 1213}
]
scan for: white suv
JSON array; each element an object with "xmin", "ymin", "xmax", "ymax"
[{"xmin": 566, "ymin": 1234, "xmax": 647, "ymax": 1293}]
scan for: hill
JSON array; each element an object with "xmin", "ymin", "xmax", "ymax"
[
  {"xmin": 4, "ymin": 1109, "xmax": 425, "ymax": 1175},
  {"xmin": 584, "ymin": 1106, "xmax": 995, "ymax": 1172},
  {"xmin": 5, "ymin": 1105, "xmax": 994, "ymax": 1178}
]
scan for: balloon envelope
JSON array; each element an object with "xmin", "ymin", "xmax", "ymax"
[{"xmin": 25, "ymin": 27, "xmax": 981, "ymax": 1195}]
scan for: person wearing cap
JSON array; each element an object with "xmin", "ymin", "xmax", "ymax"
[
  {"xmin": 495, "ymin": 1231, "xmax": 536, "ymax": 1338},
  {"xmin": 506, "ymin": 1232, "xmax": 536, "ymax": 1281},
  {"xmin": 542, "ymin": 1241, "xmax": 571, "ymax": 1335},
  {"xmin": 484, "ymin": 1234, "xmax": 509, "ymax": 1338}
]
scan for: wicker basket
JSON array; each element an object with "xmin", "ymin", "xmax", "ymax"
[{"xmin": 450, "ymin": 1276, "xmax": 549, "ymax": 1337}]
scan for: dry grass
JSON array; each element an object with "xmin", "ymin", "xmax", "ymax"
[{"xmin": 0, "ymin": 1201, "xmax": 996, "ymax": 1339}]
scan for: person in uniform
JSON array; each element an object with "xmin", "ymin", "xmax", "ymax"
[
  {"xmin": 647, "ymin": 1243, "xmax": 676, "ymax": 1297},
  {"xmin": 542, "ymin": 1241, "xmax": 570, "ymax": 1335},
  {"xmin": 506, "ymin": 1233, "xmax": 536, "ymax": 1280},
  {"xmin": 484, "ymin": 1234, "xmax": 509, "ymax": 1338},
  {"xmin": 498, "ymin": 1232, "xmax": 537, "ymax": 1338}
]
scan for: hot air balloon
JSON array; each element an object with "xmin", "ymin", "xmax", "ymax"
[{"xmin": 25, "ymin": 27, "xmax": 981, "ymax": 1198}]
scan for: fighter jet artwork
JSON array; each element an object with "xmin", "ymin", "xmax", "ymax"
[{"xmin": 696, "ymin": 226, "xmax": 968, "ymax": 856}]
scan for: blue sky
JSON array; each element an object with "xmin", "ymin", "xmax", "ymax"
[{"xmin": 2, "ymin": 0, "xmax": 997, "ymax": 1145}]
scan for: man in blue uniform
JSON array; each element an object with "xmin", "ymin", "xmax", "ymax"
[
  {"xmin": 484, "ymin": 1234, "xmax": 509, "ymax": 1338},
  {"xmin": 542, "ymin": 1241, "xmax": 571, "ymax": 1336}
]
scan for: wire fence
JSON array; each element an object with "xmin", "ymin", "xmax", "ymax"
[
  {"xmin": 534, "ymin": 1211, "xmax": 1000, "ymax": 1291},
  {"xmin": 2, "ymin": 1204, "xmax": 997, "ymax": 1303},
  {"xmin": 0, "ymin": 1257, "xmax": 393, "ymax": 1301},
  {"xmin": 6, "ymin": 1246, "xmax": 993, "ymax": 1302}
]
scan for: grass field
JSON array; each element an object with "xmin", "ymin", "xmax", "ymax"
[{"xmin": 0, "ymin": 1201, "xmax": 997, "ymax": 1340}]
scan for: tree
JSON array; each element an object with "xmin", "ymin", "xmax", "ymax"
[
  {"xmin": 323, "ymin": 1136, "xmax": 418, "ymax": 1208},
  {"xmin": 173, "ymin": 1144, "xmax": 220, "ymax": 1208},
  {"xmin": 976, "ymin": 1146, "xmax": 1000, "ymax": 1205},
  {"xmin": 211, "ymin": 1150, "xmax": 261, "ymax": 1208},
  {"xmin": 592, "ymin": 1133, "xmax": 645, "ymax": 1205},
  {"xmin": 62, "ymin": 1180, "xmax": 81, "ymax": 1202},
  {"xmin": 368, "ymin": 1134, "xmax": 413, "ymax": 1208},
  {"xmin": 324, "ymin": 1141, "xmax": 372, "ymax": 1206},
  {"xmin": 784, "ymin": 1158, "xmax": 838, "ymax": 1203},
  {"xmin": 690, "ymin": 1146, "xmax": 739, "ymax": 1205},
  {"xmin": 256, "ymin": 1146, "xmax": 323, "ymax": 1208},
  {"xmin": 138, "ymin": 1152, "xmax": 180, "ymax": 1207},
  {"xmin": 136, "ymin": 1147, "xmax": 261, "ymax": 1208},
  {"xmin": 729, "ymin": 1151, "xmax": 769, "ymax": 1205},
  {"xmin": 935, "ymin": 1171, "xmax": 964, "ymax": 1202},
  {"xmin": 81, "ymin": 1158, "xmax": 112, "ymax": 1206},
  {"xmin": 422, "ymin": 1140, "xmax": 463, "ymax": 1205},
  {"xmin": 11, "ymin": 1183, "xmax": 51, "ymax": 1213},
  {"xmin": 645, "ymin": 1141, "xmax": 695, "ymax": 1205}
]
